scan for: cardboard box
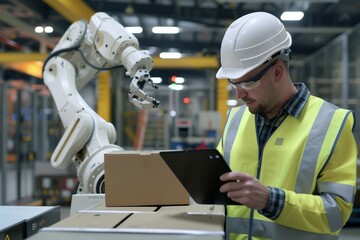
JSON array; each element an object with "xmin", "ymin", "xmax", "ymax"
[
  {"xmin": 50, "ymin": 205, "xmax": 159, "ymax": 229},
  {"xmin": 51, "ymin": 212, "xmax": 130, "ymax": 228},
  {"xmin": 118, "ymin": 210, "xmax": 224, "ymax": 234},
  {"xmin": 104, "ymin": 151, "xmax": 189, "ymax": 207},
  {"xmin": 86, "ymin": 204, "xmax": 157, "ymax": 213},
  {"xmin": 158, "ymin": 203, "xmax": 225, "ymax": 215},
  {"xmin": 30, "ymin": 203, "xmax": 224, "ymax": 240}
]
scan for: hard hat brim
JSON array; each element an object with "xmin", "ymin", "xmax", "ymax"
[{"xmin": 216, "ymin": 66, "xmax": 252, "ymax": 80}]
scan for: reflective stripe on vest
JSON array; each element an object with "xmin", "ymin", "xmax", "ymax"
[
  {"xmin": 226, "ymin": 218, "xmax": 338, "ymax": 240},
  {"xmin": 294, "ymin": 101, "xmax": 335, "ymax": 193},
  {"xmin": 223, "ymin": 101, "xmax": 350, "ymax": 239},
  {"xmin": 224, "ymin": 105, "xmax": 246, "ymax": 165}
]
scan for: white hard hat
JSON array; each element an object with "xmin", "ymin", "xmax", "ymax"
[{"xmin": 216, "ymin": 12, "xmax": 292, "ymax": 79}]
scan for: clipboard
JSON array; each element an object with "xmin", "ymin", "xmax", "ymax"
[{"xmin": 160, "ymin": 149, "xmax": 240, "ymax": 205}]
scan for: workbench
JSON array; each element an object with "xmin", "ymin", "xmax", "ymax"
[
  {"xmin": 28, "ymin": 195, "xmax": 225, "ymax": 240},
  {"xmin": 0, "ymin": 205, "xmax": 60, "ymax": 239}
]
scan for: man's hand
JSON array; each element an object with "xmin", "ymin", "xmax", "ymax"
[{"xmin": 220, "ymin": 171, "xmax": 270, "ymax": 210}]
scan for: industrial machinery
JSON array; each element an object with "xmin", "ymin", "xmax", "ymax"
[{"xmin": 42, "ymin": 12, "xmax": 159, "ymax": 194}]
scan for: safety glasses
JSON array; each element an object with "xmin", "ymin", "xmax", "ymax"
[{"xmin": 228, "ymin": 60, "xmax": 277, "ymax": 91}]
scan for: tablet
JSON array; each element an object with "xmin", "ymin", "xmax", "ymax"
[{"xmin": 160, "ymin": 149, "xmax": 240, "ymax": 205}]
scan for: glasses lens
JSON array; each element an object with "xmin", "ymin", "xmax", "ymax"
[
  {"xmin": 240, "ymin": 81, "xmax": 261, "ymax": 90},
  {"xmin": 228, "ymin": 79, "xmax": 261, "ymax": 90},
  {"xmin": 228, "ymin": 60, "xmax": 277, "ymax": 90}
]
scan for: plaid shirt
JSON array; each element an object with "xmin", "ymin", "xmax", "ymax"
[{"xmin": 256, "ymin": 82, "xmax": 310, "ymax": 219}]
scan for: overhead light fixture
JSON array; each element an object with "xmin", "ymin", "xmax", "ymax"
[
  {"xmin": 168, "ymin": 83, "xmax": 184, "ymax": 91},
  {"xmin": 151, "ymin": 77, "xmax": 162, "ymax": 84},
  {"xmin": 35, "ymin": 25, "xmax": 54, "ymax": 33},
  {"xmin": 44, "ymin": 26, "xmax": 53, "ymax": 33},
  {"xmin": 152, "ymin": 26, "xmax": 180, "ymax": 34},
  {"xmin": 226, "ymin": 99, "xmax": 238, "ymax": 107},
  {"xmin": 159, "ymin": 52, "xmax": 182, "ymax": 59},
  {"xmin": 125, "ymin": 26, "xmax": 143, "ymax": 34},
  {"xmin": 169, "ymin": 110, "xmax": 177, "ymax": 117},
  {"xmin": 171, "ymin": 76, "xmax": 185, "ymax": 84},
  {"xmin": 35, "ymin": 26, "xmax": 43, "ymax": 33},
  {"xmin": 280, "ymin": 11, "xmax": 304, "ymax": 21}
]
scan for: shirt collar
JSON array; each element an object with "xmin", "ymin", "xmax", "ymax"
[
  {"xmin": 257, "ymin": 82, "xmax": 310, "ymax": 120},
  {"xmin": 283, "ymin": 82, "xmax": 310, "ymax": 118}
]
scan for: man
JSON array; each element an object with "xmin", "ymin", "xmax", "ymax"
[{"xmin": 216, "ymin": 12, "xmax": 357, "ymax": 240}]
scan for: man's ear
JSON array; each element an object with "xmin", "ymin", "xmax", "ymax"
[{"xmin": 273, "ymin": 61, "xmax": 285, "ymax": 82}]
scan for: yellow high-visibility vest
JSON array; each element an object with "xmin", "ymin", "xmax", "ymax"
[{"xmin": 218, "ymin": 95, "xmax": 357, "ymax": 240}]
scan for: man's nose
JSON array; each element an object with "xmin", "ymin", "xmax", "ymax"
[{"xmin": 236, "ymin": 87, "xmax": 247, "ymax": 98}]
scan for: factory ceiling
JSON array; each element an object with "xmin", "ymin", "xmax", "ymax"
[{"xmin": 0, "ymin": 0, "xmax": 360, "ymax": 80}]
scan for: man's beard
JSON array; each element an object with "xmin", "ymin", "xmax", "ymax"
[{"xmin": 247, "ymin": 102, "xmax": 265, "ymax": 115}]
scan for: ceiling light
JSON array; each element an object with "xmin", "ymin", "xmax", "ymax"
[
  {"xmin": 168, "ymin": 83, "xmax": 184, "ymax": 91},
  {"xmin": 171, "ymin": 76, "xmax": 185, "ymax": 84},
  {"xmin": 44, "ymin": 26, "xmax": 53, "ymax": 33},
  {"xmin": 159, "ymin": 52, "xmax": 182, "ymax": 59},
  {"xmin": 175, "ymin": 77, "xmax": 185, "ymax": 84},
  {"xmin": 35, "ymin": 26, "xmax": 43, "ymax": 33},
  {"xmin": 35, "ymin": 26, "xmax": 53, "ymax": 34},
  {"xmin": 280, "ymin": 11, "xmax": 304, "ymax": 21},
  {"xmin": 227, "ymin": 99, "xmax": 238, "ymax": 107},
  {"xmin": 152, "ymin": 26, "xmax": 180, "ymax": 34},
  {"xmin": 125, "ymin": 26, "xmax": 143, "ymax": 34},
  {"xmin": 169, "ymin": 110, "xmax": 177, "ymax": 117},
  {"xmin": 151, "ymin": 77, "xmax": 162, "ymax": 84}
]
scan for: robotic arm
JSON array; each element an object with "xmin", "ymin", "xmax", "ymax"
[{"xmin": 42, "ymin": 12, "xmax": 159, "ymax": 194}]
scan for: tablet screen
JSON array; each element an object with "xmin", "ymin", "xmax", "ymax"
[{"xmin": 160, "ymin": 149, "xmax": 240, "ymax": 205}]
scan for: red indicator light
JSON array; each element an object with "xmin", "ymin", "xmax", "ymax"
[{"xmin": 183, "ymin": 97, "xmax": 190, "ymax": 104}]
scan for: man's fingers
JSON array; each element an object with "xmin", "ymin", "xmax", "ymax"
[
  {"xmin": 220, "ymin": 180, "xmax": 243, "ymax": 192},
  {"xmin": 220, "ymin": 171, "xmax": 250, "ymax": 182}
]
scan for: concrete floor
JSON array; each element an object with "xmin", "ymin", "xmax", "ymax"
[
  {"xmin": 339, "ymin": 227, "xmax": 360, "ymax": 240},
  {"xmin": 60, "ymin": 206, "xmax": 360, "ymax": 239}
]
